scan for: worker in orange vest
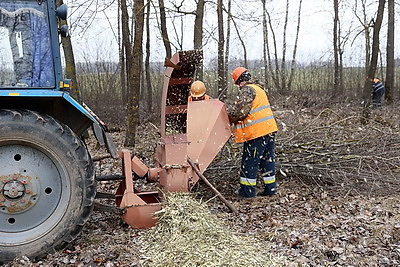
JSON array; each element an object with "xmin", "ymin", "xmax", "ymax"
[
  {"xmin": 188, "ymin": 80, "xmax": 210, "ymax": 102},
  {"xmin": 228, "ymin": 67, "xmax": 278, "ymax": 198}
]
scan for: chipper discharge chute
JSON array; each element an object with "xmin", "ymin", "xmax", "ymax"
[{"xmin": 114, "ymin": 50, "xmax": 233, "ymax": 228}]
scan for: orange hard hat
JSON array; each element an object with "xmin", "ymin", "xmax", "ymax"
[
  {"xmin": 190, "ymin": 80, "xmax": 206, "ymax": 97},
  {"xmin": 232, "ymin": 67, "xmax": 248, "ymax": 84}
]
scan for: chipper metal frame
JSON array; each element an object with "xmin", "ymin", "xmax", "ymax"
[{"xmin": 111, "ymin": 50, "xmax": 234, "ymax": 228}]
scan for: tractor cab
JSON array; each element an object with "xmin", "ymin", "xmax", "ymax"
[
  {"xmin": 0, "ymin": 0, "xmax": 115, "ymax": 154},
  {"xmin": 0, "ymin": 1, "xmax": 54, "ymax": 88},
  {"xmin": 0, "ymin": 0, "xmax": 63, "ymax": 89}
]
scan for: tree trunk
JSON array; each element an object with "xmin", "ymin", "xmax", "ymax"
[
  {"xmin": 217, "ymin": 0, "xmax": 227, "ymax": 100},
  {"xmin": 385, "ymin": 0, "xmax": 394, "ymax": 104},
  {"xmin": 280, "ymin": 0, "xmax": 289, "ymax": 93},
  {"xmin": 159, "ymin": 0, "xmax": 172, "ymax": 58},
  {"xmin": 287, "ymin": 0, "xmax": 302, "ymax": 91},
  {"xmin": 56, "ymin": 0, "xmax": 80, "ymax": 101},
  {"xmin": 224, "ymin": 0, "xmax": 232, "ymax": 87},
  {"xmin": 231, "ymin": 17, "xmax": 247, "ymax": 68},
  {"xmin": 123, "ymin": 0, "xmax": 144, "ymax": 146},
  {"xmin": 262, "ymin": 0, "xmax": 269, "ymax": 85},
  {"xmin": 333, "ymin": 0, "xmax": 340, "ymax": 93},
  {"xmin": 145, "ymin": 0, "xmax": 153, "ymax": 114},
  {"xmin": 194, "ymin": 0, "xmax": 205, "ymax": 81},
  {"xmin": 118, "ymin": 0, "xmax": 127, "ymax": 105},
  {"xmin": 61, "ymin": 35, "xmax": 79, "ymax": 100},
  {"xmin": 120, "ymin": 0, "xmax": 132, "ymax": 107},
  {"xmin": 266, "ymin": 10, "xmax": 279, "ymax": 90},
  {"xmin": 362, "ymin": 0, "xmax": 385, "ymax": 118}
]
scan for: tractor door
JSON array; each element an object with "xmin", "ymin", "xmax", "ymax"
[{"xmin": 0, "ymin": 0, "xmax": 55, "ymax": 88}]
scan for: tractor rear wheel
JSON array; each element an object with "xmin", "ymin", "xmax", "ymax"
[{"xmin": 0, "ymin": 109, "xmax": 95, "ymax": 263}]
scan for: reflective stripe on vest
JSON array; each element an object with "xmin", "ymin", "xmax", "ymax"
[
  {"xmin": 233, "ymin": 114, "xmax": 275, "ymax": 130},
  {"xmin": 249, "ymin": 104, "xmax": 270, "ymax": 114},
  {"xmin": 234, "ymin": 84, "xmax": 278, "ymax": 143}
]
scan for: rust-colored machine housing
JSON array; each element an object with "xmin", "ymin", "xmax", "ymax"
[{"xmin": 115, "ymin": 50, "xmax": 232, "ymax": 228}]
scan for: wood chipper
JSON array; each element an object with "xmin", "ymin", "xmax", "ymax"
[
  {"xmin": 107, "ymin": 50, "xmax": 234, "ymax": 229},
  {"xmin": 0, "ymin": 1, "xmax": 233, "ymax": 263}
]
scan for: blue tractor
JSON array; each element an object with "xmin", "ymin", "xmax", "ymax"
[{"xmin": 0, "ymin": 0, "xmax": 116, "ymax": 262}]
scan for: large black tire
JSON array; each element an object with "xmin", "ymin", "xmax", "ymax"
[{"xmin": 0, "ymin": 109, "xmax": 96, "ymax": 264}]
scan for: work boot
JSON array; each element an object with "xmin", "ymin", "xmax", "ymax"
[
  {"xmin": 238, "ymin": 184, "xmax": 256, "ymax": 198},
  {"xmin": 258, "ymin": 182, "xmax": 277, "ymax": 196}
]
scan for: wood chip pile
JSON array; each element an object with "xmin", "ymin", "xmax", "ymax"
[{"xmin": 139, "ymin": 193, "xmax": 284, "ymax": 266}]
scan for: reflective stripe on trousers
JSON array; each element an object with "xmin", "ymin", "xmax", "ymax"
[
  {"xmin": 240, "ymin": 177, "xmax": 257, "ymax": 186},
  {"xmin": 263, "ymin": 175, "xmax": 276, "ymax": 185}
]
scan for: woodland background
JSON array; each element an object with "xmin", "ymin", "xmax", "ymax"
[{"xmin": 56, "ymin": 0, "xmax": 399, "ymax": 137}]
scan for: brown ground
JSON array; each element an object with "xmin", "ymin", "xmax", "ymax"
[{"xmin": 5, "ymin": 98, "xmax": 400, "ymax": 266}]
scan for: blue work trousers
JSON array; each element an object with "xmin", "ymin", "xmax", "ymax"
[{"xmin": 238, "ymin": 134, "xmax": 276, "ymax": 198}]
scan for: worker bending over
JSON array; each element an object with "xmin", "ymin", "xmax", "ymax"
[
  {"xmin": 188, "ymin": 80, "xmax": 210, "ymax": 102},
  {"xmin": 227, "ymin": 67, "xmax": 278, "ymax": 198}
]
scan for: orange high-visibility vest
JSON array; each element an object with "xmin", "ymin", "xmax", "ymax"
[
  {"xmin": 233, "ymin": 84, "xmax": 278, "ymax": 143},
  {"xmin": 188, "ymin": 94, "xmax": 210, "ymax": 102}
]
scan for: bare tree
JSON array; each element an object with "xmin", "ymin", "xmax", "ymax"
[
  {"xmin": 333, "ymin": 0, "xmax": 341, "ymax": 94},
  {"xmin": 385, "ymin": 0, "xmax": 394, "ymax": 104},
  {"xmin": 194, "ymin": 0, "xmax": 205, "ymax": 80},
  {"xmin": 264, "ymin": 0, "xmax": 302, "ymax": 93},
  {"xmin": 217, "ymin": 0, "xmax": 227, "ymax": 100},
  {"xmin": 353, "ymin": 0, "xmax": 374, "ymax": 71},
  {"xmin": 123, "ymin": 0, "xmax": 145, "ymax": 146},
  {"xmin": 120, "ymin": 0, "xmax": 132, "ymax": 113},
  {"xmin": 262, "ymin": 0, "xmax": 269, "ymax": 85},
  {"xmin": 56, "ymin": 0, "xmax": 80, "ymax": 101},
  {"xmin": 145, "ymin": 0, "xmax": 153, "ymax": 113},
  {"xmin": 231, "ymin": 16, "xmax": 248, "ymax": 68},
  {"xmin": 280, "ymin": 0, "xmax": 289, "ymax": 92},
  {"xmin": 158, "ymin": 0, "xmax": 172, "ymax": 58},
  {"xmin": 265, "ymin": 9, "xmax": 279, "ymax": 89},
  {"xmin": 118, "ymin": 0, "xmax": 127, "ymax": 105},
  {"xmin": 286, "ymin": 0, "xmax": 302, "ymax": 91},
  {"xmin": 362, "ymin": 0, "xmax": 385, "ymax": 116},
  {"xmin": 120, "ymin": 0, "xmax": 132, "ymax": 106},
  {"xmin": 335, "ymin": 1, "xmax": 353, "ymax": 97},
  {"xmin": 224, "ymin": 0, "xmax": 232, "ymax": 84}
]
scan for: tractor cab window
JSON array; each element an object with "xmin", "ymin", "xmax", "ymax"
[{"xmin": 0, "ymin": 1, "xmax": 55, "ymax": 88}]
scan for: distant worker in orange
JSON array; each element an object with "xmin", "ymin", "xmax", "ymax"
[
  {"xmin": 372, "ymin": 78, "xmax": 385, "ymax": 108},
  {"xmin": 227, "ymin": 67, "xmax": 278, "ymax": 198},
  {"xmin": 188, "ymin": 80, "xmax": 210, "ymax": 102}
]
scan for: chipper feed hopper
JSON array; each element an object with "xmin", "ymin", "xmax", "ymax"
[
  {"xmin": 0, "ymin": 0, "xmax": 231, "ymax": 263},
  {"xmin": 112, "ymin": 50, "xmax": 233, "ymax": 228}
]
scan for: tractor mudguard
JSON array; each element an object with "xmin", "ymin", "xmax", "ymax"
[{"xmin": 0, "ymin": 90, "xmax": 118, "ymax": 158}]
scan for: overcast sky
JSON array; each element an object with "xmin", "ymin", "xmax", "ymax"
[{"xmin": 65, "ymin": 0, "xmax": 399, "ymax": 67}]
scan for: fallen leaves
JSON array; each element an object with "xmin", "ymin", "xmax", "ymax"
[{"xmin": 5, "ymin": 101, "xmax": 400, "ymax": 266}]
